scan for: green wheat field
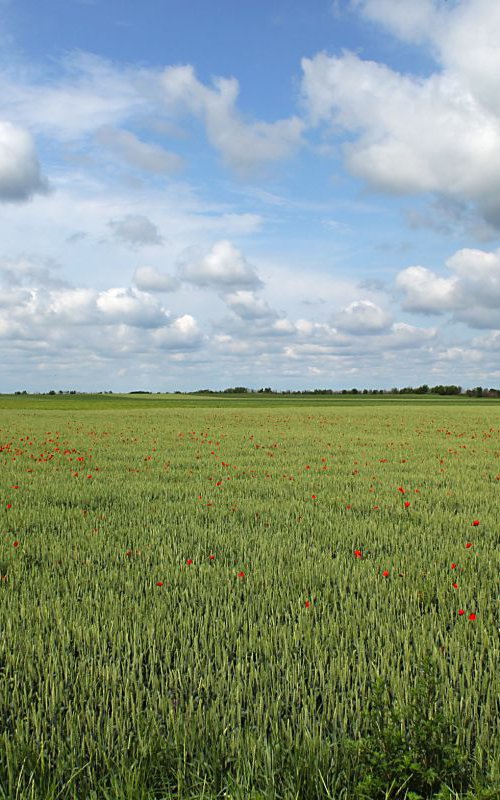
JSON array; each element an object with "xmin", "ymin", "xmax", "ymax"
[{"xmin": 1, "ymin": 394, "xmax": 499, "ymax": 800}]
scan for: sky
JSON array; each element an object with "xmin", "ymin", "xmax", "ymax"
[{"xmin": 1, "ymin": 0, "xmax": 500, "ymax": 392}]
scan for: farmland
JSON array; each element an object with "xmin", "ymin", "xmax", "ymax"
[{"xmin": 0, "ymin": 394, "xmax": 499, "ymax": 799}]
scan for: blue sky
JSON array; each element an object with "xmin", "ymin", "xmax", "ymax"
[{"xmin": 1, "ymin": 0, "xmax": 500, "ymax": 392}]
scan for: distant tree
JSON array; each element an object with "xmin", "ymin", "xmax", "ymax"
[{"xmin": 431, "ymin": 385, "xmax": 461, "ymax": 396}]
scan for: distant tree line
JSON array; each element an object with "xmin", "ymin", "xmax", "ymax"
[
  {"xmin": 10, "ymin": 386, "xmax": 500, "ymax": 397},
  {"xmin": 199, "ymin": 385, "xmax": 500, "ymax": 397}
]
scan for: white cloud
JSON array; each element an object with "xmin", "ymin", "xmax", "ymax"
[
  {"xmin": 152, "ymin": 314, "xmax": 204, "ymax": 349},
  {"xmin": 180, "ymin": 240, "xmax": 262, "ymax": 289},
  {"xmin": 358, "ymin": 0, "xmax": 500, "ymax": 118},
  {"xmin": 353, "ymin": 0, "xmax": 441, "ymax": 45},
  {"xmin": 0, "ymin": 52, "xmax": 304, "ymax": 181},
  {"xmin": 334, "ymin": 299, "xmax": 392, "ymax": 334},
  {"xmin": 396, "ymin": 246, "xmax": 500, "ymax": 328},
  {"xmin": 48, "ymin": 287, "xmax": 98, "ymax": 324},
  {"xmin": 95, "ymin": 126, "xmax": 183, "ymax": 174},
  {"xmin": 133, "ymin": 265, "xmax": 178, "ymax": 292},
  {"xmin": 108, "ymin": 214, "xmax": 164, "ymax": 247},
  {"xmin": 301, "ymin": 0, "xmax": 500, "ymax": 228},
  {"xmin": 161, "ymin": 64, "xmax": 304, "ymax": 174},
  {"xmin": 0, "ymin": 257, "xmax": 66, "ymax": 288},
  {"xmin": 396, "ymin": 266, "xmax": 459, "ymax": 314},
  {"xmin": 96, "ymin": 287, "xmax": 167, "ymax": 327},
  {"xmin": 381, "ymin": 321, "xmax": 437, "ymax": 349},
  {"xmin": 0, "ymin": 52, "xmax": 148, "ymax": 140},
  {"xmin": 223, "ymin": 290, "xmax": 277, "ymax": 320},
  {"xmin": 0, "ymin": 121, "xmax": 48, "ymax": 201}
]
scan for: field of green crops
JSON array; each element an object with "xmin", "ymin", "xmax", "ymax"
[{"xmin": 1, "ymin": 395, "xmax": 499, "ymax": 800}]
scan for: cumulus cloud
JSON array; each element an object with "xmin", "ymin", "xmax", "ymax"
[
  {"xmin": 301, "ymin": 0, "xmax": 500, "ymax": 228},
  {"xmin": 95, "ymin": 287, "xmax": 167, "ymax": 327},
  {"xmin": 161, "ymin": 64, "xmax": 304, "ymax": 174},
  {"xmin": 357, "ymin": 0, "xmax": 500, "ymax": 117},
  {"xmin": 0, "ymin": 257, "xmax": 66, "ymax": 288},
  {"xmin": 396, "ymin": 246, "xmax": 500, "ymax": 328},
  {"xmin": 180, "ymin": 240, "xmax": 262, "ymax": 289},
  {"xmin": 0, "ymin": 121, "xmax": 48, "ymax": 201},
  {"xmin": 133, "ymin": 265, "xmax": 178, "ymax": 292},
  {"xmin": 108, "ymin": 214, "xmax": 164, "ymax": 247},
  {"xmin": 152, "ymin": 314, "xmax": 204, "ymax": 349},
  {"xmin": 0, "ymin": 271, "xmax": 206, "ymax": 375},
  {"xmin": 48, "ymin": 287, "xmax": 98, "ymax": 324},
  {"xmin": 396, "ymin": 266, "xmax": 459, "ymax": 314},
  {"xmin": 352, "ymin": 0, "xmax": 442, "ymax": 45},
  {"xmin": 96, "ymin": 126, "xmax": 183, "ymax": 174},
  {"xmin": 333, "ymin": 299, "xmax": 392, "ymax": 334},
  {"xmin": 223, "ymin": 290, "xmax": 278, "ymax": 320},
  {"xmin": 380, "ymin": 321, "xmax": 437, "ymax": 349}
]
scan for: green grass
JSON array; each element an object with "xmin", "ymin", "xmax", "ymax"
[{"xmin": 0, "ymin": 397, "xmax": 499, "ymax": 799}]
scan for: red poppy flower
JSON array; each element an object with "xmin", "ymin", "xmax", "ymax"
[
  {"xmin": 472, "ymin": 520, "xmax": 480, "ymax": 526},
  {"xmin": 398, "ymin": 487, "xmax": 405, "ymax": 494},
  {"xmin": 156, "ymin": 581, "xmax": 164, "ymax": 587},
  {"xmin": 354, "ymin": 549, "xmax": 362, "ymax": 559},
  {"xmin": 346, "ymin": 504, "xmax": 352, "ymax": 509},
  {"xmin": 305, "ymin": 600, "xmax": 311, "ymax": 608},
  {"xmin": 382, "ymin": 570, "xmax": 389, "ymax": 577},
  {"xmin": 452, "ymin": 582, "xmax": 458, "ymax": 589},
  {"xmin": 6, "ymin": 504, "xmax": 12, "ymax": 509},
  {"xmin": 13, "ymin": 540, "xmax": 19, "ymax": 548},
  {"xmin": 209, "ymin": 554, "xmax": 215, "ymax": 560},
  {"xmin": 465, "ymin": 542, "xmax": 473, "ymax": 549},
  {"xmin": 468, "ymin": 613, "xmax": 477, "ymax": 620},
  {"xmin": 237, "ymin": 571, "xmax": 245, "ymax": 579},
  {"xmin": 311, "ymin": 495, "xmax": 317, "ymax": 499},
  {"xmin": 186, "ymin": 559, "xmax": 193, "ymax": 565},
  {"xmin": 451, "ymin": 563, "xmax": 457, "ymax": 569},
  {"xmin": 404, "ymin": 501, "xmax": 411, "ymax": 508},
  {"xmin": 458, "ymin": 609, "xmax": 465, "ymax": 616}
]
